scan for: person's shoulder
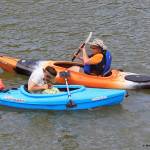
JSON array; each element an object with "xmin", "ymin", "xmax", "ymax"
[
  {"xmin": 33, "ymin": 67, "xmax": 43, "ymax": 72},
  {"xmin": 31, "ymin": 67, "xmax": 43, "ymax": 76},
  {"xmin": 94, "ymin": 53, "xmax": 103, "ymax": 57},
  {"xmin": 96, "ymin": 53, "xmax": 103, "ymax": 56}
]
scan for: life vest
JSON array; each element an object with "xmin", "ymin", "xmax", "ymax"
[{"xmin": 84, "ymin": 50, "xmax": 112, "ymax": 76}]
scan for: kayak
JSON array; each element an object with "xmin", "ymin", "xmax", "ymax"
[
  {"xmin": 0, "ymin": 79, "xmax": 5, "ymax": 90},
  {"xmin": 0, "ymin": 54, "xmax": 150, "ymax": 89},
  {"xmin": 0, "ymin": 85, "xmax": 126, "ymax": 110}
]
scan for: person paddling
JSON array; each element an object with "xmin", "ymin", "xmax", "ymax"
[
  {"xmin": 28, "ymin": 66, "xmax": 60, "ymax": 94},
  {"xmin": 70, "ymin": 38, "xmax": 112, "ymax": 76}
]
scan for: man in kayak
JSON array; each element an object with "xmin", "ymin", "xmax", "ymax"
[
  {"xmin": 28, "ymin": 66, "xmax": 60, "ymax": 94},
  {"xmin": 71, "ymin": 38, "xmax": 112, "ymax": 76}
]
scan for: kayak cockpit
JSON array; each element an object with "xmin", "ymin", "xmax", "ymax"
[
  {"xmin": 54, "ymin": 61, "xmax": 113, "ymax": 77},
  {"xmin": 53, "ymin": 61, "xmax": 83, "ymax": 68},
  {"xmin": 21, "ymin": 84, "xmax": 85, "ymax": 97}
]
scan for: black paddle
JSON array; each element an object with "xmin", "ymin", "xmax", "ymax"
[
  {"xmin": 59, "ymin": 71, "xmax": 76, "ymax": 108},
  {"xmin": 72, "ymin": 32, "xmax": 92, "ymax": 62}
]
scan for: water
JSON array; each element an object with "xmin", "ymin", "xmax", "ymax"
[{"xmin": 0, "ymin": 0, "xmax": 150, "ymax": 149}]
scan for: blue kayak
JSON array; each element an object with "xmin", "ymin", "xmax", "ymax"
[{"xmin": 0, "ymin": 85, "xmax": 126, "ymax": 110}]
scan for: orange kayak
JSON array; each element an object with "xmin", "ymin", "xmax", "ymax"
[{"xmin": 0, "ymin": 53, "xmax": 150, "ymax": 89}]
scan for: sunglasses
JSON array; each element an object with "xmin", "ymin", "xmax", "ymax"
[{"xmin": 90, "ymin": 46, "xmax": 99, "ymax": 49}]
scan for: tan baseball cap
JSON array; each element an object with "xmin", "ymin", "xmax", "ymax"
[{"xmin": 88, "ymin": 38, "xmax": 107, "ymax": 50}]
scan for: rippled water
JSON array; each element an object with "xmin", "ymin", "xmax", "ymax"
[{"xmin": 0, "ymin": 0, "xmax": 150, "ymax": 149}]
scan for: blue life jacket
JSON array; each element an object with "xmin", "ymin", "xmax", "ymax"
[{"xmin": 84, "ymin": 50, "xmax": 112, "ymax": 76}]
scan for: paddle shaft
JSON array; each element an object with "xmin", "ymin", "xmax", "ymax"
[
  {"xmin": 59, "ymin": 71, "xmax": 76, "ymax": 107},
  {"xmin": 64, "ymin": 78, "xmax": 72, "ymax": 99},
  {"xmin": 72, "ymin": 32, "xmax": 92, "ymax": 62},
  {"xmin": 59, "ymin": 71, "xmax": 71, "ymax": 97},
  {"xmin": 72, "ymin": 43, "xmax": 85, "ymax": 61}
]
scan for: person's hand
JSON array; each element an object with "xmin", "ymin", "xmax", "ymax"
[
  {"xmin": 79, "ymin": 45, "xmax": 86, "ymax": 52},
  {"xmin": 47, "ymin": 83, "xmax": 52, "ymax": 88},
  {"xmin": 73, "ymin": 52, "xmax": 83, "ymax": 61},
  {"xmin": 73, "ymin": 52, "xmax": 80, "ymax": 59},
  {"xmin": 43, "ymin": 84, "xmax": 49, "ymax": 89}
]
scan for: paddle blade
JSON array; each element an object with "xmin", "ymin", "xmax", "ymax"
[{"xmin": 84, "ymin": 32, "xmax": 92, "ymax": 44}]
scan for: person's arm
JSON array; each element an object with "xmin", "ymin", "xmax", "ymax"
[
  {"xmin": 78, "ymin": 46, "xmax": 92, "ymax": 64},
  {"xmin": 28, "ymin": 80, "xmax": 48, "ymax": 92},
  {"xmin": 82, "ymin": 47, "xmax": 90, "ymax": 64},
  {"xmin": 84, "ymin": 53, "xmax": 103, "ymax": 65}
]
